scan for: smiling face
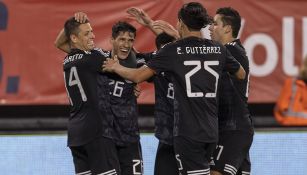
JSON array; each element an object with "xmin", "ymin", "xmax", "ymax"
[
  {"xmin": 111, "ymin": 31, "xmax": 135, "ymax": 59},
  {"xmin": 71, "ymin": 23, "xmax": 95, "ymax": 51}
]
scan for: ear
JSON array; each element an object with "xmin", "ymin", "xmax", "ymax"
[
  {"xmin": 224, "ymin": 25, "xmax": 232, "ymax": 34},
  {"xmin": 70, "ymin": 34, "xmax": 78, "ymax": 44},
  {"xmin": 110, "ymin": 37, "xmax": 115, "ymax": 45}
]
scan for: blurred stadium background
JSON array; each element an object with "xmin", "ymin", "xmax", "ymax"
[{"xmin": 0, "ymin": 0, "xmax": 307, "ymax": 174}]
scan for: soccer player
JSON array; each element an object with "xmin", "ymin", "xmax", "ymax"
[
  {"xmin": 103, "ymin": 21, "xmax": 143, "ymax": 175},
  {"xmin": 127, "ymin": 7, "xmax": 179, "ymax": 175},
  {"xmin": 103, "ymin": 2, "xmax": 246, "ymax": 175},
  {"xmin": 209, "ymin": 7, "xmax": 254, "ymax": 175},
  {"xmin": 56, "ymin": 13, "xmax": 143, "ymax": 175},
  {"xmin": 62, "ymin": 16, "xmax": 119, "ymax": 175},
  {"xmin": 136, "ymin": 33, "xmax": 178, "ymax": 175}
]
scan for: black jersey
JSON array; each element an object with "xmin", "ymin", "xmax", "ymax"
[
  {"xmin": 137, "ymin": 52, "xmax": 175, "ymax": 145},
  {"xmin": 147, "ymin": 37, "xmax": 241, "ymax": 143},
  {"xmin": 218, "ymin": 39, "xmax": 253, "ymax": 132},
  {"xmin": 100, "ymin": 50, "xmax": 140, "ymax": 146},
  {"xmin": 63, "ymin": 49, "xmax": 106, "ymax": 147}
]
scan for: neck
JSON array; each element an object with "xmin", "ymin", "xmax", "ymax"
[
  {"xmin": 181, "ymin": 30, "xmax": 202, "ymax": 39},
  {"xmin": 71, "ymin": 44, "xmax": 90, "ymax": 52}
]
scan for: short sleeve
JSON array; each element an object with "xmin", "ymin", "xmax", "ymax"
[
  {"xmin": 226, "ymin": 45, "xmax": 249, "ymax": 72},
  {"xmin": 224, "ymin": 48, "xmax": 240, "ymax": 74},
  {"xmin": 146, "ymin": 47, "xmax": 172, "ymax": 74}
]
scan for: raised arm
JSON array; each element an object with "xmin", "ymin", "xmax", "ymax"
[
  {"xmin": 127, "ymin": 7, "xmax": 162, "ymax": 35},
  {"xmin": 152, "ymin": 20, "xmax": 180, "ymax": 39},
  {"xmin": 54, "ymin": 12, "xmax": 89, "ymax": 53},
  {"xmin": 54, "ymin": 28, "xmax": 70, "ymax": 53},
  {"xmin": 127, "ymin": 7, "xmax": 179, "ymax": 40}
]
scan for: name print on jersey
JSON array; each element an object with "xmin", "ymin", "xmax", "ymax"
[
  {"xmin": 177, "ymin": 46, "xmax": 221, "ymax": 55},
  {"xmin": 63, "ymin": 54, "xmax": 84, "ymax": 65}
]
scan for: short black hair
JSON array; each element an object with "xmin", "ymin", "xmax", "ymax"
[
  {"xmin": 112, "ymin": 21, "xmax": 136, "ymax": 39},
  {"xmin": 64, "ymin": 17, "xmax": 89, "ymax": 42},
  {"xmin": 155, "ymin": 32, "xmax": 176, "ymax": 50},
  {"xmin": 216, "ymin": 7, "xmax": 241, "ymax": 38},
  {"xmin": 178, "ymin": 2, "xmax": 211, "ymax": 31}
]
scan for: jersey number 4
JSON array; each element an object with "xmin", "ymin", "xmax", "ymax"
[
  {"xmin": 64, "ymin": 66, "xmax": 87, "ymax": 106},
  {"xmin": 184, "ymin": 60, "xmax": 219, "ymax": 98}
]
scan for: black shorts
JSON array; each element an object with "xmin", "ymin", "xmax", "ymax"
[
  {"xmin": 210, "ymin": 130, "xmax": 253, "ymax": 175},
  {"xmin": 154, "ymin": 142, "xmax": 178, "ymax": 175},
  {"xmin": 70, "ymin": 136, "xmax": 120, "ymax": 175},
  {"xmin": 174, "ymin": 136, "xmax": 216, "ymax": 175},
  {"xmin": 116, "ymin": 141, "xmax": 143, "ymax": 175}
]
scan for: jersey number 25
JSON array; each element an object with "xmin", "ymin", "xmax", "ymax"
[{"xmin": 184, "ymin": 60, "xmax": 219, "ymax": 98}]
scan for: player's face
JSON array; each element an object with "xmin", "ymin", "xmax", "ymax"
[
  {"xmin": 74, "ymin": 23, "xmax": 95, "ymax": 51},
  {"xmin": 209, "ymin": 14, "xmax": 226, "ymax": 42},
  {"xmin": 111, "ymin": 31, "xmax": 135, "ymax": 60}
]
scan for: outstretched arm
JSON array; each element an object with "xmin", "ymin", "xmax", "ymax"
[
  {"xmin": 54, "ymin": 12, "xmax": 89, "ymax": 53},
  {"xmin": 103, "ymin": 56, "xmax": 155, "ymax": 83}
]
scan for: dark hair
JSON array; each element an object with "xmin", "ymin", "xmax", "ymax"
[
  {"xmin": 155, "ymin": 32, "xmax": 176, "ymax": 50},
  {"xmin": 112, "ymin": 21, "xmax": 136, "ymax": 39},
  {"xmin": 216, "ymin": 7, "xmax": 241, "ymax": 38},
  {"xmin": 178, "ymin": 2, "xmax": 211, "ymax": 31},
  {"xmin": 64, "ymin": 17, "xmax": 89, "ymax": 42}
]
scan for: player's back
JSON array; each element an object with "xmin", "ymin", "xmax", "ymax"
[
  {"xmin": 63, "ymin": 49, "xmax": 105, "ymax": 146},
  {"xmin": 150, "ymin": 36, "xmax": 241, "ymax": 143}
]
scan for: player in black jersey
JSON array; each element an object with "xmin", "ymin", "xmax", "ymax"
[
  {"xmin": 127, "ymin": 7, "xmax": 179, "ymax": 175},
  {"xmin": 103, "ymin": 2, "xmax": 246, "ymax": 175},
  {"xmin": 104, "ymin": 21, "xmax": 143, "ymax": 175},
  {"xmin": 61, "ymin": 17, "xmax": 120, "ymax": 175},
  {"xmin": 209, "ymin": 7, "xmax": 254, "ymax": 175},
  {"xmin": 136, "ymin": 33, "xmax": 178, "ymax": 175},
  {"xmin": 56, "ymin": 13, "xmax": 143, "ymax": 175},
  {"xmin": 152, "ymin": 33, "xmax": 178, "ymax": 175}
]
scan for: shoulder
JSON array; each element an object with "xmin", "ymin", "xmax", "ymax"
[
  {"xmin": 225, "ymin": 40, "xmax": 246, "ymax": 55},
  {"xmin": 136, "ymin": 52, "xmax": 153, "ymax": 64},
  {"xmin": 93, "ymin": 48, "xmax": 111, "ymax": 58},
  {"xmin": 156, "ymin": 40, "xmax": 180, "ymax": 56},
  {"xmin": 203, "ymin": 39, "xmax": 226, "ymax": 52}
]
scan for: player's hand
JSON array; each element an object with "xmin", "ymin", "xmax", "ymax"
[
  {"xmin": 102, "ymin": 55, "xmax": 119, "ymax": 73},
  {"xmin": 126, "ymin": 7, "xmax": 153, "ymax": 26},
  {"xmin": 134, "ymin": 84, "xmax": 141, "ymax": 98},
  {"xmin": 74, "ymin": 12, "xmax": 88, "ymax": 23},
  {"xmin": 152, "ymin": 20, "xmax": 180, "ymax": 39}
]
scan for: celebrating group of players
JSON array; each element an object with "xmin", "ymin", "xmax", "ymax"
[{"xmin": 55, "ymin": 2, "xmax": 253, "ymax": 175}]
